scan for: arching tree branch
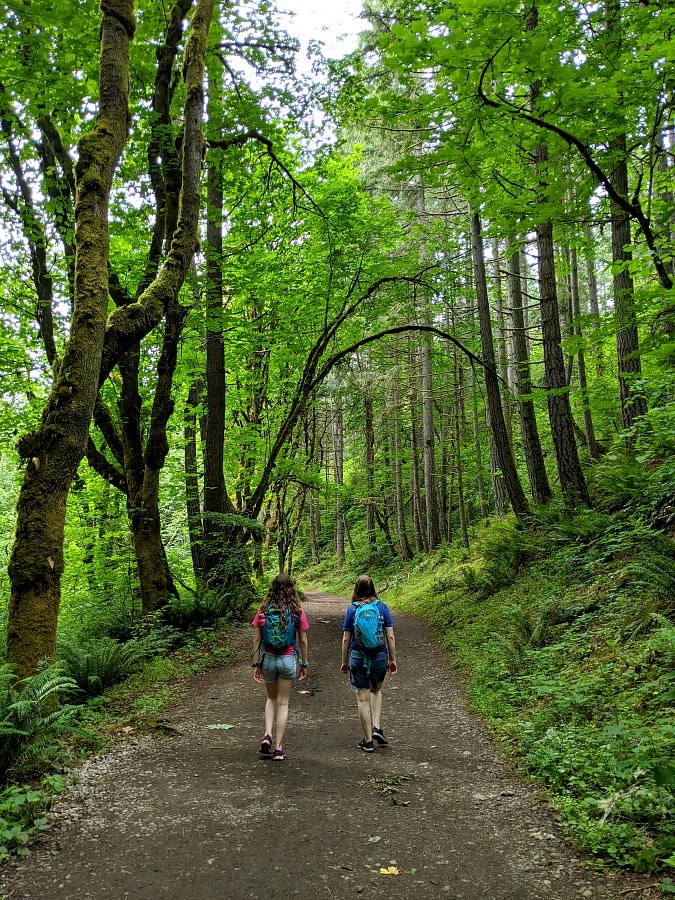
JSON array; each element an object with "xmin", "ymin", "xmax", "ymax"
[{"xmin": 477, "ymin": 47, "xmax": 673, "ymax": 289}]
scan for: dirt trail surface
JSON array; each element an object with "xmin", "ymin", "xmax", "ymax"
[{"xmin": 1, "ymin": 592, "xmax": 658, "ymax": 899}]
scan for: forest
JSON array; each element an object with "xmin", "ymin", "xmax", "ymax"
[{"xmin": 0, "ymin": 0, "xmax": 673, "ymax": 884}]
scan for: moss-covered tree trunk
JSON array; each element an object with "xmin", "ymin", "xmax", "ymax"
[
  {"xmin": 6, "ymin": 1, "xmax": 136, "ymax": 679},
  {"xmin": 7, "ymin": 0, "xmax": 215, "ymax": 675}
]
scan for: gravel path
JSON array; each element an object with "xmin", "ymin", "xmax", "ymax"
[{"xmin": 0, "ymin": 592, "xmax": 659, "ymax": 899}]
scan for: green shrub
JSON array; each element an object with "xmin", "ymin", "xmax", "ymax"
[
  {"xmin": 162, "ymin": 589, "xmax": 237, "ymax": 631},
  {"xmin": 0, "ymin": 664, "xmax": 77, "ymax": 776},
  {"xmin": 58, "ymin": 636, "xmax": 146, "ymax": 698},
  {"xmin": 0, "ymin": 775, "xmax": 65, "ymax": 861}
]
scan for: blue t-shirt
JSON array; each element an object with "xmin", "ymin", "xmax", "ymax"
[{"xmin": 343, "ymin": 599, "xmax": 393, "ymax": 652}]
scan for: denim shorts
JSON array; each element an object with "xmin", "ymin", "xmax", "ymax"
[
  {"xmin": 261, "ymin": 652, "xmax": 297, "ymax": 683},
  {"xmin": 349, "ymin": 648, "xmax": 388, "ymax": 691}
]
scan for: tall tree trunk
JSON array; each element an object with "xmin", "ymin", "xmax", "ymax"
[
  {"xmin": 331, "ymin": 396, "xmax": 345, "ymax": 566},
  {"xmin": 610, "ymin": 134, "xmax": 648, "ymax": 430},
  {"xmin": 535, "ymin": 213, "xmax": 591, "ymax": 504},
  {"xmin": 491, "ymin": 238, "xmax": 513, "ymax": 445},
  {"xmin": 408, "ymin": 348, "xmax": 427, "ymax": 553},
  {"xmin": 441, "ymin": 306, "xmax": 454, "ymax": 536},
  {"xmin": 585, "ymin": 224, "xmax": 601, "ymax": 320},
  {"xmin": 505, "ymin": 239, "xmax": 552, "ymax": 505},
  {"xmin": 453, "ymin": 347, "xmax": 469, "ymax": 549},
  {"xmin": 309, "ymin": 492, "xmax": 319, "ymax": 564},
  {"xmin": 525, "ymin": 2, "xmax": 589, "ymax": 506},
  {"xmin": 605, "ymin": 0, "xmax": 648, "ymax": 427},
  {"xmin": 307, "ymin": 407, "xmax": 320, "ymax": 564},
  {"xmin": 364, "ymin": 393, "xmax": 376, "ymax": 548},
  {"xmin": 569, "ymin": 245, "xmax": 599, "ymax": 460},
  {"xmin": 470, "ymin": 364, "xmax": 489, "ymax": 518},
  {"xmin": 7, "ymin": 0, "xmax": 214, "ymax": 674},
  {"xmin": 486, "ymin": 412, "xmax": 507, "ymax": 517},
  {"xmin": 469, "ymin": 209, "xmax": 529, "ymax": 517},
  {"xmin": 391, "ymin": 349, "xmax": 413, "ymax": 560},
  {"xmin": 7, "ymin": 1, "xmax": 136, "ymax": 677},
  {"xmin": 202, "ymin": 47, "xmax": 229, "ymax": 582},
  {"xmin": 421, "ymin": 329, "xmax": 442, "ymax": 549},
  {"xmin": 185, "ymin": 379, "xmax": 205, "ymax": 583}
]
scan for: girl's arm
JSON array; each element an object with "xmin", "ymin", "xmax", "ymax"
[
  {"xmin": 252, "ymin": 625, "xmax": 264, "ymax": 682},
  {"xmin": 340, "ymin": 630, "xmax": 351, "ymax": 672},
  {"xmin": 385, "ymin": 626, "xmax": 397, "ymax": 673},
  {"xmin": 252, "ymin": 625, "xmax": 262, "ymax": 662},
  {"xmin": 297, "ymin": 628, "xmax": 309, "ymax": 681}
]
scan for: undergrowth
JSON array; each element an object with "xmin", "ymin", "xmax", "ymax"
[
  {"xmin": 0, "ymin": 620, "xmax": 240, "ymax": 866},
  {"xmin": 386, "ymin": 506, "xmax": 675, "ymax": 877}
]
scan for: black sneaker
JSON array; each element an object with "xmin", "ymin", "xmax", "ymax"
[
  {"xmin": 372, "ymin": 727, "xmax": 388, "ymax": 746},
  {"xmin": 357, "ymin": 739, "xmax": 375, "ymax": 753}
]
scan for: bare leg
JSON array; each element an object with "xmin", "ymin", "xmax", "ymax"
[
  {"xmin": 356, "ymin": 688, "xmax": 373, "ymax": 741},
  {"xmin": 370, "ymin": 686, "xmax": 383, "ymax": 731},
  {"xmin": 273, "ymin": 677, "xmax": 293, "ymax": 749},
  {"xmin": 264, "ymin": 682, "xmax": 278, "ymax": 736}
]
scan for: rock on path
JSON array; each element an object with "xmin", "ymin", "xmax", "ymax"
[{"xmin": 0, "ymin": 592, "xmax": 659, "ymax": 899}]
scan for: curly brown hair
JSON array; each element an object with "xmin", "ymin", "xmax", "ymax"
[
  {"xmin": 352, "ymin": 574, "xmax": 376, "ymax": 603},
  {"xmin": 261, "ymin": 572, "xmax": 302, "ymax": 618}
]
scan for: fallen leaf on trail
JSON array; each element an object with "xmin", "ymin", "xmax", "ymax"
[
  {"xmin": 379, "ymin": 866, "xmax": 401, "ymax": 876},
  {"xmin": 297, "ymin": 690, "xmax": 311, "ymax": 695},
  {"xmin": 121, "ymin": 726, "xmax": 134, "ymax": 734},
  {"xmin": 206, "ymin": 723, "xmax": 234, "ymax": 730}
]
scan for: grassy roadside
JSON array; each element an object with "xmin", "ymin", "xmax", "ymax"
[{"xmin": 301, "ymin": 508, "xmax": 675, "ymax": 885}]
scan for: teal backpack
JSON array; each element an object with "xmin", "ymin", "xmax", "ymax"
[
  {"xmin": 353, "ymin": 599, "xmax": 383, "ymax": 651},
  {"xmin": 261, "ymin": 607, "xmax": 297, "ymax": 652}
]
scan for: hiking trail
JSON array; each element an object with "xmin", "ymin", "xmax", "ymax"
[{"xmin": 0, "ymin": 592, "xmax": 658, "ymax": 899}]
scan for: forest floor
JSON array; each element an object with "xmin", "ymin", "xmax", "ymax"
[{"xmin": 0, "ymin": 592, "xmax": 662, "ymax": 900}]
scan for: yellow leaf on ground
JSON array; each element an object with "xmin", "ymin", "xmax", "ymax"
[{"xmin": 379, "ymin": 866, "xmax": 401, "ymax": 876}]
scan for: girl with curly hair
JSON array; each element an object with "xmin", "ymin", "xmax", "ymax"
[{"xmin": 251, "ymin": 572, "xmax": 309, "ymax": 761}]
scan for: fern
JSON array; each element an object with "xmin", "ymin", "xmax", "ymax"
[
  {"xmin": 621, "ymin": 551, "xmax": 675, "ymax": 600},
  {"xmin": 498, "ymin": 602, "xmax": 558, "ymax": 673},
  {"xmin": 163, "ymin": 590, "xmax": 236, "ymax": 631},
  {"xmin": 58, "ymin": 636, "xmax": 146, "ymax": 697},
  {"xmin": 0, "ymin": 664, "xmax": 77, "ymax": 776}
]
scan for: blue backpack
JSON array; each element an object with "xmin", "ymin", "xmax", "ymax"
[
  {"xmin": 353, "ymin": 600, "xmax": 383, "ymax": 651},
  {"xmin": 261, "ymin": 607, "xmax": 297, "ymax": 652}
]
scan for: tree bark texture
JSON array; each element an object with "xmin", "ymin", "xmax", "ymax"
[
  {"xmin": 569, "ymin": 246, "xmax": 599, "ymax": 460},
  {"xmin": 535, "ymin": 213, "xmax": 590, "ymax": 505},
  {"xmin": 453, "ymin": 347, "xmax": 469, "ymax": 549},
  {"xmin": 331, "ymin": 397, "xmax": 345, "ymax": 566},
  {"xmin": 7, "ymin": 0, "xmax": 215, "ymax": 674},
  {"xmin": 505, "ymin": 241, "xmax": 552, "ymax": 506},
  {"xmin": 469, "ymin": 210, "xmax": 529, "ymax": 518},
  {"xmin": 185, "ymin": 380, "xmax": 205, "ymax": 583},
  {"xmin": 391, "ymin": 350, "xmax": 413, "ymax": 561},
  {"xmin": 408, "ymin": 348, "xmax": 427, "ymax": 554},
  {"xmin": 610, "ymin": 136, "xmax": 648, "ymax": 430},
  {"xmin": 421, "ymin": 331, "xmax": 442, "ymax": 549},
  {"xmin": 7, "ymin": 0, "xmax": 137, "ymax": 678},
  {"xmin": 364, "ymin": 393, "xmax": 376, "ymax": 547}
]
